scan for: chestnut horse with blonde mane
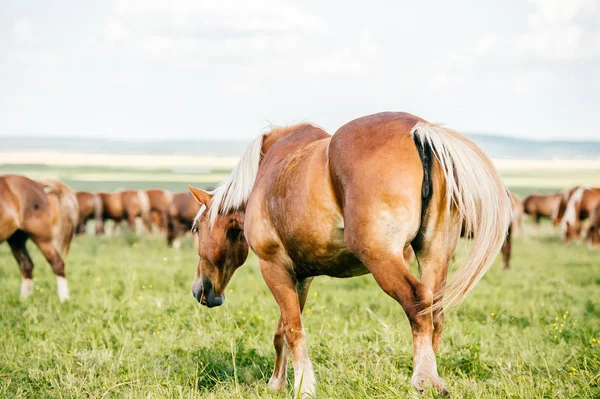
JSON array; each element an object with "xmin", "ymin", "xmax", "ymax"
[
  {"xmin": 188, "ymin": 112, "xmax": 511, "ymax": 396},
  {"xmin": 0, "ymin": 175, "xmax": 78, "ymax": 301},
  {"xmin": 561, "ymin": 186, "xmax": 600, "ymax": 242}
]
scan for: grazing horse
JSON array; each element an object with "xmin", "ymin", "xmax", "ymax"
[
  {"xmin": 553, "ymin": 186, "xmax": 580, "ymax": 227},
  {"xmin": 561, "ymin": 187, "xmax": 600, "ymax": 242},
  {"xmin": 98, "ymin": 190, "xmax": 152, "ymax": 234},
  {"xmin": 586, "ymin": 202, "xmax": 600, "ymax": 247},
  {"xmin": 0, "ymin": 175, "xmax": 78, "ymax": 301},
  {"xmin": 146, "ymin": 189, "xmax": 173, "ymax": 233},
  {"xmin": 187, "ymin": 112, "xmax": 511, "ymax": 396},
  {"xmin": 523, "ymin": 193, "xmax": 562, "ymax": 225},
  {"xmin": 167, "ymin": 192, "xmax": 201, "ymax": 248},
  {"xmin": 75, "ymin": 191, "xmax": 104, "ymax": 235}
]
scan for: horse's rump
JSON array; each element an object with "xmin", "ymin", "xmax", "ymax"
[{"xmin": 39, "ymin": 179, "xmax": 78, "ymax": 257}]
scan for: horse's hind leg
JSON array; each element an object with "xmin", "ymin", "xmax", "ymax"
[
  {"xmin": 268, "ymin": 277, "xmax": 313, "ymax": 392},
  {"xmin": 345, "ymin": 220, "xmax": 448, "ymax": 394},
  {"xmin": 8, "ymin": 231, "xmax": 35, "ymax": 299},
  {"xmin": 32, "ymin": 237, "xmax": 69, "ymax": 301}
]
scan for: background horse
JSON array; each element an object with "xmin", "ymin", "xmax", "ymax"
[
  {"xmin": 523, "ymin": 193, "xmax": 562, "ymax": 225},
  {"xmin": 167, "ymin": 192, "xmax": 200, "ymax": 248},
  {"xmin": 585, "ymin": 202, "xmax": 600, "ymax": 247},
  {"xmin": 75, "ymin": 191, "xmax": 104, "ymax": 235},
  {"xmin": 561, "ymin": 187, "xmax": 600, "ymax": 242},
  {"xmin": 146, "ymin": 189, "xmax": 173, "ymax": 233},
  {"xmin": 99, "ymin": 190, "xmax": 152, "ymax": 235},
  {"xmin": 0, "ymin": 175, "xmax": 78, "ymax": 301},
  {"xmin": 187, "ymin": 112, "xmax": 511, "ymax": 397}
]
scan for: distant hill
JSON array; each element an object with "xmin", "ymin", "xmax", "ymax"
[{"xmin": 1, "ymin": 134, "xmax": 599, "ymax": 159}]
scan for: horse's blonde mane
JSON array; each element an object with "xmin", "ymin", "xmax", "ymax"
[
  {"xmin": 195, "ymin": 123, "xmax": 321, "ymax": 229},
  {"xmin": 561, "ymin": 186, "xmax": 589, "ymax": 231},
  {"xmin": 206, "ymin": 133, "xmax": 265, "ymax": 226}
]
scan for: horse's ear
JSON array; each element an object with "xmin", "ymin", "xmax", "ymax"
[{"xmin": 188, "ymin": 185, "xmax": 212, "ymax": 205}]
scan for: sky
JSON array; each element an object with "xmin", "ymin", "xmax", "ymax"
[{"xmin": 1, "ymin": 0, "xmax": 599, "ymax": 141}]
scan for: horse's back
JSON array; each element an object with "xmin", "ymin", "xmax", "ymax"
[{"xmin": 582, "ymin": 188, "xmax": 600, "ymax": 217}]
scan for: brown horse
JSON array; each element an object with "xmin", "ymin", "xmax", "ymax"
[
  {"xmin": 561, "ymin": 187, "xmax": 600, "ymax": 242},
  {"xmin": 146, "ymin": 189, "xmax": 173, "ymax": 233},
  {"xmin": 98, "ymin": 190, "xmax": 152, "ymax": 234},
  {"xmin": 187, "ymin": 112, "xmax": 511, "ymax": 396},
  {"xmin": 167, "ymin": 192, "xmax": 201, "ymax": 247},
  {"xmin": 553, "ymin": 186, "xmax": 580, "ymax": 227},
  {"xmin": 523, "ymin": 193, "xmax": 562, "ymax": 225},
  {"xmin": 0, "ymin": 175, "xmax": 78, "ymax": 301},
  {"xmin": 75, "ymin": 191, "xmax": 104, "ymax": 235},
  {"xmin": 586, "ymin": 202, "xmax": 600, "ymax": 247}
]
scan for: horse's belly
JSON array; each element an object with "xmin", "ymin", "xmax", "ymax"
[{"xmin": 290, "ymin": 235, "xmax": 368, "ymax": 279}]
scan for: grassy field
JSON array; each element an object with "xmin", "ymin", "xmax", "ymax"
[
  {"xmin": 1, "ymin": 160, "xmax": 600, "ymax": 398},
  {"xmin": 0, "ymin": 222, "xmax": 599, "ymax": 398}
]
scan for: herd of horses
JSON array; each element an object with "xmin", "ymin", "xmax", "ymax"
[
  {"xmin": 75, "ymin": 188, "xmax": 201, "ymax": 247},
  {"xmin": 1, "ymin": 112, "xmax": 598, "ymax": 397},
  {"xmin": 523, "ymin": 186, "xmax": 600, "ymax": 245}
]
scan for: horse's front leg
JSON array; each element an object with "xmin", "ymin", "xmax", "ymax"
[
  {"xmin": 268, "ymin": 277, "xmax": 314, "ymax": 392},
  {"xmin": 261, "ymin": 260, "xmax": 315, "ymax": 397}
]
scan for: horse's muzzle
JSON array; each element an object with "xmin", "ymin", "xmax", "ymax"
[{"xmin": 192, "ymin": 280, "xmax": 225, "ymax": 308}]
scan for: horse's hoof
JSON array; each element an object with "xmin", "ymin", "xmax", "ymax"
[{"xmin": 267, "ymin": 377, "xmax": 286, "ymax": 392}]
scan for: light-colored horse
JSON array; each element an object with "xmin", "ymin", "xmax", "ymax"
[{"xmin": 188, "ymin": 112, "xmax": 511, "ymax": 396}]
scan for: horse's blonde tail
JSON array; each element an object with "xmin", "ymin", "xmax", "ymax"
[
  {"xmin": 40, "ymin": 179, "xmax": 79, "ymax": 257},
  {"xmin": 412, "ymin": 122, "xmax": 512, "ymax": 313}
]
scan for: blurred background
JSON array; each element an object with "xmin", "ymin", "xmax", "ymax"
[{"xmin": 1, "ymin": 0, "xmax": 599, "ymax": 194}]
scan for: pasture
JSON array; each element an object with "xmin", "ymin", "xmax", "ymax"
[{"xmin": 0, "ymin": 162, "xmax": 599, "ymax": 398}]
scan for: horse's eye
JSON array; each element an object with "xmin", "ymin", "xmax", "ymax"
[{"xmin": 227, "ymin": 226, "xmax": 243, "ymax": 241}]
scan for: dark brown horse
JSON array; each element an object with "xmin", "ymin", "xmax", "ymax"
[
  {"xmin": 523, "ymin": 193, "xmax": 562, "ymax": 225},
  {"xmin": 98, "ymin": 190, "xmax": 152, "ymax": 235},
  {"xmin": 75, "ymin": 191, "xmax": 104, "ymax": 235},
  {"xmin": 0, "ymin": 175, "xmax": 78, "ymax": 301},
  {"xmin": 561, "ymin": 187, "xmax": 600, "ymax": 242},
  {"xmin": 146, "ymin": 189, "xmax": 173, "ymax": 233},
  {"xmin": 167, "ymin": 192, "xmax": 201, "ymax": 247},
  {"xmin": 187, "ymin": 112, "xmax": 511, "ymax": 396}
]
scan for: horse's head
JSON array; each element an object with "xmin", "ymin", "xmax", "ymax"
[{"xmin": 188, "ymin": 185, "xmax": 249, "ymax": 308}]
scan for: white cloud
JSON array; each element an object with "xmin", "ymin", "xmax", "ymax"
[
  {"xmin": 475, "ymin": 32, "xmax": 498, "ymax": 55},
  {"xmin": 139, "ymin": 35, "xmax": 270, "ymax": 58},
  {"xmin": 13, "ymin": 18, "xmax": 34, "ymax": 44},
  {"xmin": 105, "ymin": 20, "xmax": 128, "ymax": 44},
  {"xmin": 518, "ymin": 0, "xmax": 600, "ymax": 60},
  {"xmin": 116, "ymin": 0, "xmax": 323, "ymax": 32}
]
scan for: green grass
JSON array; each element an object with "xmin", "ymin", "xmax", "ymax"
[{"xmin": 1, "ymin": 224, "xmax": 599, "ymax": 398}]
